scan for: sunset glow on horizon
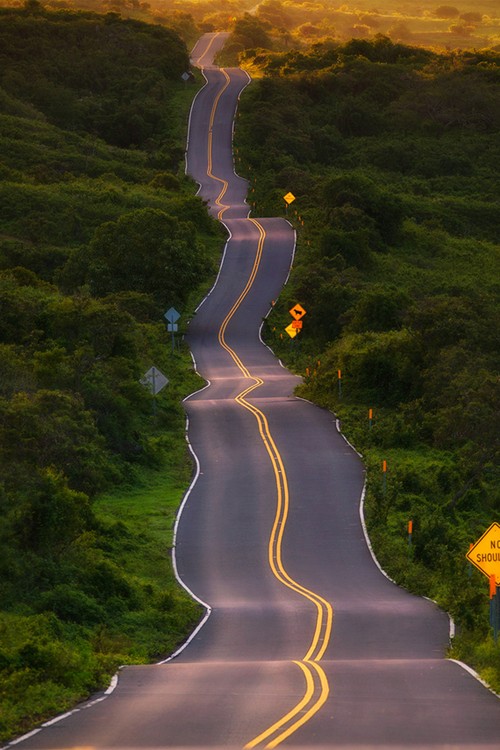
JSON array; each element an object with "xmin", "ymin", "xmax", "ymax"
[{"xmin": 1, "ymin": 0, "xmax": 498, "ymax": 50}]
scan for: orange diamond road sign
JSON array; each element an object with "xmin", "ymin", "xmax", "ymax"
[
  {"xmin": 283, "ymin": 192, "xmax": 296, "ymax": 205},
  {"xmin": 466, "ymin": 522, "xmax": 500, "ymax": 584},
  {"xmin": 289, "ymin": 304, "xmax": 306, "ymax": 320},
  {"xmin": 285, "ymin": 322, "xmax": 299, "ymax": 339}
]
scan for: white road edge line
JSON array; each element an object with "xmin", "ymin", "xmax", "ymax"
[
  {"xmin": 261, "ymin": 356, "xmax": 497, "ymax": 699},
  {"xmin": 448, "ymin": 658, "xmax": 500, "ymax": 698},
  {"xmin": 1, "ymin": 685, "xmax": 115, "ymax": 749},
  {"xmin": 1, "ymin": 729, "xmax": 41, "ymax": 748},
  {"xmin": 160, "ymin": 42, "xmax": 253, "ymax": 663},
  {"xmin": 156, "ymin": 410, "xmax": 212, "ymax": 664},
  {"xmin": 341, "ymin": 409, "xmax": 498, "ymax": 698}
]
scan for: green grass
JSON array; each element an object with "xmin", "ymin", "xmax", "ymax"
[
  {"xmin": 0, "ymin": 351, "xmax": 206, "ymax": 741},
  {"xmin": 96, "ymin": 465, "xmax": 187, "ymax": 582}
]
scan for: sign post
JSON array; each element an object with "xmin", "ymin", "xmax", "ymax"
[{"xmin": 164, "ymin": 307, "xmax": 181, "ymax": 353}]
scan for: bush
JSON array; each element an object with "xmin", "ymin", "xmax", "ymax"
[{"xmin": 37, "ymin": 585, "xmax": 105, "ymax": 625}]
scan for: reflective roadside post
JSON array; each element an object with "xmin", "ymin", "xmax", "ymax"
[
  {"xmin": 408, "ymin": 519, "xmax": 413, "ymax": 547},
  {"xmin": 490, "ymin": 575, "xmax": 499, "ymax": 644}
]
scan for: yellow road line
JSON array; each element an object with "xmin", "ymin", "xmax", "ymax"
[
  {"xmin": 216, "ymin": 221, "xmax": 332, "ymax": 745},
  {"xmin": 206, "ymin": 69, "xmax": 332, "ymax": 748},
  {"xmin": 234, "ymin": 379, "xmax": 333, "ymax": 662},
  {"xmin": 207, "ymin": 68, "xmax": 231, "ymax": 220},
  {"xmin": 265, "ymin": 661, "xmax": 330, "ymax": 749},
  {"xmin": 244, "ymin": 661, "xmax": 314, "ymax": 749},
  {"xmin": 199, "ymin": 33, "xmax": 218, "ymax": 63}
]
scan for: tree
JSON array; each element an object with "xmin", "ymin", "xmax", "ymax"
[
  {"xmin": 0, "ymin": 389, "xmax": 112, "ymax": 495},
  {"xmin": 348, "ymin": 286, "xmax": 409, "ymax": 332},
  {"xmin": 13, "ymin": 468, "xmax": 92, "ymax": 557},
  {"xmin": 323, "ymin": 172, "xmax": 404, "ymax": 245},
  {"xmin": 232, "ymin": 14, "xmax": 273, "ymax": 50},
  {"xmin": 82, "ymin": 208, "xmax": 210, "ymax": 307},
  {"xmin": 434, "ymin": 6, "xmax": 460, "ymax": 19}
]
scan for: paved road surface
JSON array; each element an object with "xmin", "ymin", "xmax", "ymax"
[{"xmin": 11, "ymin": 31, "xmax": 500, "ymax": 750}]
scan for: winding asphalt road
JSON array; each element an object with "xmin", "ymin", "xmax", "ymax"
[{"xmin": 12, "ymin": 32, "xmax": 500, "ymax": 750}]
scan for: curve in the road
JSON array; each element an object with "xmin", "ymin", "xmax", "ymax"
[
  {"xmin": 217, "ymin": 219, "xmax": 332, "ymax": 745},
  {"xmin": 183, "ymin": 32, "xmax": 500, "ymax": 750},
  {"xmin": 186, "ymin": 33, "xmax": 336, "ymax": 747},
  {"xmin": 8, "ymin": 30, "xmax": 500, "ymax": 750}
]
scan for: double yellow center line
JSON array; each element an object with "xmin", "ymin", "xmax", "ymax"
[
  {"xmin": 217, "ymin": 217, "xmax": 332, "ymax": 749},
  {"xmin": 208, "ymin": 68, "xmax": 231, "ymax": 221},
  {"xmin": 205, "ymin": 57, "xmax": 332, "ymax": 748}
]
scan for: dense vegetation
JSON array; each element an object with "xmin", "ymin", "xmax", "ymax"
[
  {"xmin": 0, "ymin": 6, "xmax": 222, "ymax": 741},
  {"xmin": 0, "ymin": 2, "xmax": 498, "ymax": 740},
  {"xmin": 234, "ymin": 37, "xmax": 500, "ymax": 686}
]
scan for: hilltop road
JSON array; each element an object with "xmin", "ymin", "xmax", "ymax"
[{"xmin": 13, "ymin": 31, "xmax": 500, "ymax": 750}]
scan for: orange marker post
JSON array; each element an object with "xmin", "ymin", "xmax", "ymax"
[
  {"xmin": 337, "ymin": 369, "xmax": 342, "ymax": 399},
  {"xmin": 490, "ymin": 574, "xmax": 496, "ymax": 600},
  {"xmin": 408, "ymin": 519, "xmax": 413, "ymax": 547},
  {"xmin": 368, "ymin": 408, "xmax": 373, "ymax": 430},
  {"xmin": 382, "ymin": 459, "xmax": 387, "ymax": 494}
]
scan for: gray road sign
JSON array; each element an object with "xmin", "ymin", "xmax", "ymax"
[
  {"xmin": 164, "ymin": 307, "xmax": 181, "ymax": 324},
  {"xmin": 140, "ymin": 366, "xmax": 169, "ymax": 395}
]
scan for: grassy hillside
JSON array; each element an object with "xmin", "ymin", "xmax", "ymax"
[
  {"xmin": 234, "ymin": 37, "xmax": 500, "ymax": 688},
  {"xmin": 0, "ymin": 8, "xmax": 224, "ymax": 742}
]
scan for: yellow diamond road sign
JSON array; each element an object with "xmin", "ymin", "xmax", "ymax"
[
  {"xmin": 466, "ymin": 522, "xmax": 500, "ymax": 584},
  {"xmin": 283, "ymin": 192, "xmax": 296, "ymax": 205},
  {"xmin": 289, "ymin": 303, "xmax": 306, "ymax": 321},
  {"xmin": 285, "ymin": 322, "xmax": 299, "ymax": 339}
]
